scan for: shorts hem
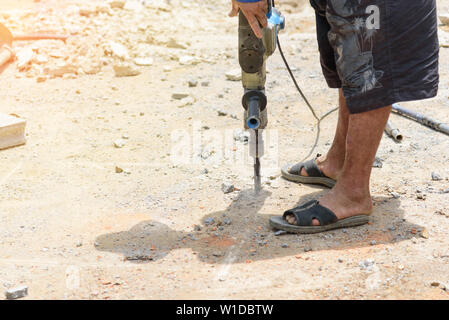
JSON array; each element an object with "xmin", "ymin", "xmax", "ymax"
[
  {"xmin": 325, "ymin": 78, "xmax": 342, "ymax": 89},
  {"xmin": 345, "ymin": 84, "xmax": 438, "ymax": 114}
]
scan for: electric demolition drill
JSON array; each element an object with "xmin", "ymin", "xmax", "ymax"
[{"xmin": 238, "ymin": 0, "xmax": 285, "ymax": 192}]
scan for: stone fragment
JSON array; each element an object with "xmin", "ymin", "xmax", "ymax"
[
  {"xmin": 124, "ymin": 1, "xmax": 144, "ymax": 11},
  {"xmin": 359, "ymin": 259, "xmax": 375, "ymax": 270},
  {"xmin": 172, "ymin": 92, "xmax": 189, "ymax": 100},
  {"xmin": 177, "ymin": 96, "xmax": 195, "ymax": 108},
  {"xmin": 0, "ymin": 113, "xmax": 26, "ymax": 150},
  {"xmin": 439, "ymin": 14, "xmax": 449, "ymax": 26},
  {"xmin": 274, "ymin": 230, "xmax": 287, "ymax": 236},
  {"xmin": 106, "ymin": 41, "xmax": 130, "ymax": 60},
  {"xmin": 431, "ymin": 172, "xmax": 442, "ymax": 181},
  {"xmin": 179, "ymin": 55, "xmax": 200, "ymax": 65},
  {"xmin": 221, "ymin": 182, "xmax": 234, "ymax": 194},
  {"xmin": 79, "ymin": 7, "xmax": 95, "ymax": 17},
  {"xmin": 134, "ymin": 57, "xmax": 153, "ymax": 66},
  {"xmin": 115, "ymin": 166, "xmax": 123, "ymax": 173},
  {"xmin": 109, "ymin": 0, "xmax": 126, "ymax": 9},
  {"xmin": 372, "ymin": 157, "xmax": 383, "ymax": 168},
  {"xmin": 113, "ymin": 63, "xmax": 140, "ymax": 77},
  {"xmin": 225, "ymin": 69, "xmax": 241, "ymax": 81},
  {"xmin": 166, "ymin": 38, "xmax": 187, "ymax": 49},
  {"xmin": 113, "ymin": 139, "xmax": 126, "ymax": 148},
  {"xmin": 217, "ymin": 109, "xmax": 227, "ymax": 116},
  {"xmin": 16, "ymin": 47, "xmax": 34, "ymax": 71},
  {"xmin": 47, "ymin": 62, "xmax": 78, "ymax": 78},
  {"xmin": 5, "ymin": 286, "xmax": 28, "ymax": 300},
  {"xmin": 421, "ymin": 228, "xmax": 429, "ymax": 239}
]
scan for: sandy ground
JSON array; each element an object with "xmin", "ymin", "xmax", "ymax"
[{"xmin": 0, "ymin": 0, "xmax": 448, "ymax": 300}]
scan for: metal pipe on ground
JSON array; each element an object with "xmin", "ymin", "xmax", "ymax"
[
  {"xmin": 392, "ymin": 104, "xmax": 449, "ymax": 136},
  {"xmin": 385, "ymin": 120, "xmax": 403, "ymax": 142}
]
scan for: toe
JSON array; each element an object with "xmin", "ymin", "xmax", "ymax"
[
  {"xmin": 286, "ymin": 214, "xmax": 296, "ymax": 225},
  {"xmin": 300, "ymin": 167, "xmax": 309, "ymax": 177}
]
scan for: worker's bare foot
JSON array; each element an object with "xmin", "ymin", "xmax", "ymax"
[
  {"xmin": 285, "ymin": 183, "xmax": 373, "ymax": 226},
  {"xmin": 299, "ymin": 153, "xmax": 343, "ymax": 180}
]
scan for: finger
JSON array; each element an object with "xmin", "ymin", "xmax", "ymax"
[
  {"xmin": 228, "ymin": 3, "xmax": 238, "ymax": 17},
  {"xmin": 228, "ymin": 0, "xmax": 238, "ymax": 17},
  {"xmin": 229, "ymin": 7, "xmax": 238, "ymax": 17},
  {"xmin": 256, "ymin": 11, "xmax": 268, "ymax": 28},
  {"xmin": 247, "ymin": 15, "xmax": 263, "ymax": 38},
  {"xmin": 261, "ymin": 1, "xmax": 268, "ymax": 12}
]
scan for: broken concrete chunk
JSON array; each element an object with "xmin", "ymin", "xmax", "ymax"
[
  {"xmin": 115, "ymin": 166, "xmax": 124, "ymax": 173},
  {"xmin": 431, "ymin": 172, "xmax": 442, "ymax": 181},
  {"xmin": 109, "ymin": 0, "xmax": 126, "ymax": 9},
  {"xmin": 134, "ymin": 57, "xmax": 153, "ymax": 66},
  {"xmin": 79, "ymin": 7, "xmax": 95, "ymax": 17},
  {"xmin": 274, "ymin": 230, "xmax": 287, "ymax": 236},
  {"xmin": 113, "ymin": 63, "xmax": 141, "ymax": 77},
  {"xmin": 233, "ymin": 129, "xmax": 249, "ymax": 143},
  {"xmin": 225, "ymin": 69, "xmax": 241, "ymax": 81},
  {"xmin": 5, "ymin": 285, "xmax": 28, "ymax": 300},
  {"xmin": 188, "ymin": 78, "xmax": 198, "ymax": 87},
  {"xmin": 96, "ymin": 4, "xmax": 113, "ymax": 15},
  {"xmin": 439, "ymin": 14, "xmax": 449, "ymax": 26},
  {"xmin": 47, "ymin": 62, "xmax": 78, "ymax": 77},
  {"xmin": 217, "ymin": 109, "xmax": 227, "ymax": 116},
  {"xmin": 172, "ymin": 92, "xmax": 189, "ymax": 100},
  {"xmin": 0, "ymin": 113, "xmax": 27, "ymax": 150},
  {"xmin": 124, "ymin": 1, "xmax": 144, "ymax": 11},
  {"xmin": 125, "ymin": 254, "xmax": 153, "ymax": 261},
  {"xmin": 105, "ymin": 41, "xmax": 130, "ymax": 60},
  {"xmin": 179, "ymin": 55, "xmax": 200, "ymax": 65},
  {"xmin": 221, "ymin": 182, "xmax": 234, "ymax": 194},
  {"xmin": 166, "ymin": 38, "xmax": 187, "ymax": 50},
  {"xmin": 372, "ymin": 157, "xmax": 383, "ymax": 168},
  {"xmin": 177, "ymin": 96, "xmax": 195, "ymax": 108},
  {"xmin": 81, "ymin": 61, "xmax": 102, "ymax": 75},
  {"xmin": 16, "ymin": 47, "xmax": 34, "ymax": 71},
  {"xmin": 34, "ymin": 54, "xmax": 49, "ymax": 65},
  {"xmin": 113, "ymin": 139, "xmax": 126, "ymax": 148}
]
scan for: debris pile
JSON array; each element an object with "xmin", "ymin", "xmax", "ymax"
[{"xmin": 2, "ymin": 0, "xmax": 214, "ymax": 82}]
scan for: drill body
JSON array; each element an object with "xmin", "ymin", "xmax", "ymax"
[{"xmin": 238, "ymin": 0, "xmax": 284, "ymax": 191}]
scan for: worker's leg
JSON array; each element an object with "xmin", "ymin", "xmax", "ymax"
[
  {"xmin": 283, "ymin": 0, "xmax": 438, "ymax": 228},
  {"xmin": 287, "ymin": 104, "xmax": 391, "ymax": 225},
  {"xmin": 300, "ymin": 88, "xmax": 348, "ymax": 180}
]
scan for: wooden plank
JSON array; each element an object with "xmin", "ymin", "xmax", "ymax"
[{"xmin": 0, "ymin": 113, "xmax": 26, "ymax": 150}]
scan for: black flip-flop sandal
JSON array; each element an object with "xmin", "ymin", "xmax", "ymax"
[
  {"xmin": 281, "ymin": 157, "xmax": 336, "ymax": 188},
  {"xmin": 269, "ymin": 200, "xmax": 370, "ymax": 234}
]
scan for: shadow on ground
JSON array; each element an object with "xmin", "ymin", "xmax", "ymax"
[{"xmin": 95, "ymin": 187, "xmax": 423, "ymax": 264}]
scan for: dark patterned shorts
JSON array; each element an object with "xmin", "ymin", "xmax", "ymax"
[{"xmin": 310, "ymin": 0, "xmax": 439, "ymax": 114}]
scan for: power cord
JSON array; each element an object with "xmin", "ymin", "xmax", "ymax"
[{"xmin": 273, "ymin": 0, "xmax": 338, "ymax": 161}]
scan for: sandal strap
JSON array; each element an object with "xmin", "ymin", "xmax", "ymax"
[
  {"xmin": 282, "ymin": 200, "xmax": 317, "ymax": 220},
  {"xmin": 283, "ymin": 202, "xmax": 338, "ymax": 226},
  {"xmin": 303, "ymin": 159, "xmax": 325, "ymax": 177},
  {"xmin": 289, "ymin": 159, "xmax": 325, "ymax": 178}
]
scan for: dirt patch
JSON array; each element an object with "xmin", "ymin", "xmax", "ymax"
[{"xmin": 0, "ymin": 0, "xmax": 448, "ymax": 300}]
